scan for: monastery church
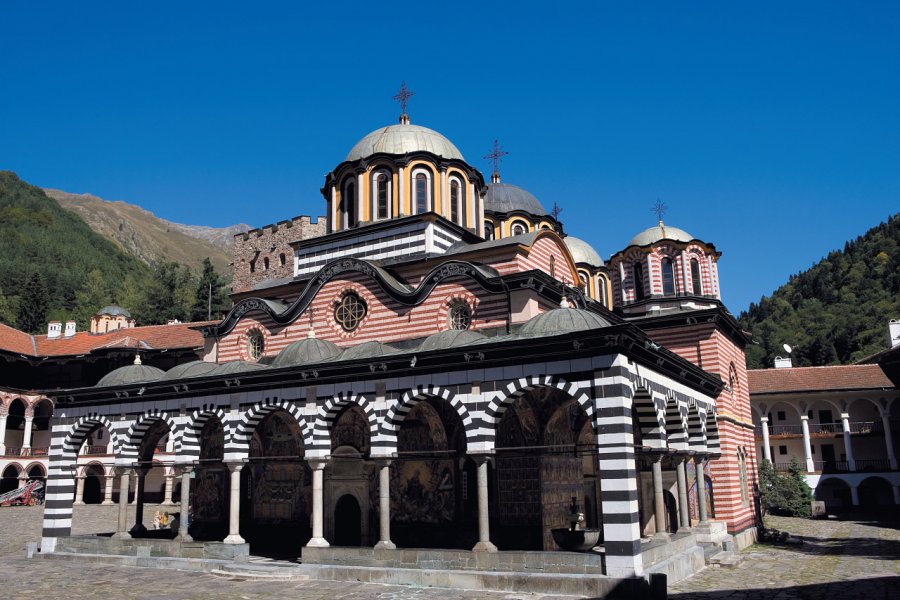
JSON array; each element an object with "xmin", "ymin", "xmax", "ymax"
[{"xmin": 28, "ymin": 97, "xmax": 758, "ymax": 586}]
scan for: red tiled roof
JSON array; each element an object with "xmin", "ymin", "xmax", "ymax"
[
  {"xmin": 748, "ymin": 364, "xmax": 894, "ymax": 394},
  {"xmin": 0, "ymin": 322, "xmax": 37, "ymax": 355},
  {"xmin": 0, "ymin": 322, "xmax": 213, "ymax": 358}
]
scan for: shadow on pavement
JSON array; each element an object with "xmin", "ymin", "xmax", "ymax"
[{"xmin": 666, "ymin": 576, "xmax": 900, "ymax": 599}]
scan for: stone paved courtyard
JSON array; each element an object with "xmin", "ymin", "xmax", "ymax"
[{"xmin": 0, "ymin": 505, "xmax": 897, "ymax": 598}]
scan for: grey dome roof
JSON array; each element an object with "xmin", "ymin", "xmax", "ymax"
[
  {"xmin": 345, "ymin": 124, "xmax": 464, "ymax": 162},
  {"xmin": 207, "ymin": 361, "xmax": 270, "ymax": 376},
  {"xmin": 340, "ymin": 341, "xmax": 399, "ymax": 361},
  {"xmin": 418, "ymin": 329, "xmax": 486, "ymax": 352},
  {"xmin": 517, "ymin": 308, "xmax": 612, "ymax": 337},
  {"xmin": 96, "ymin": 304, "xmax": 132, "ymax": 318},
  {"xmin": 565, "ymin": 236, "xmax": 604, "ymax": 267},
  {"xmin": 483, "ymin": 183, "xmax": 547, "ymax": 217},
  {"xmin": 628, "ymin": 221, "xmax": 696, "ymax": 247},
  {"xmin": 271, "ymin": 338, "xmax": 342, "ymax": 368},
  {"xmin": 161, "ymin": 361, "xmax": 219, "ymax": 380},
  {"xmin": 96, "ymin": 364, "xmax": 164, "ymax": 387}
]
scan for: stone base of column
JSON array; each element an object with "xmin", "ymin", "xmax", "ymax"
[
  {"xmin": 472, "ymin": 540, "xmax": 497, "ymax": 552},
  {"xmin": 73, "ymin": 501, "xmax": 84, "ymax": 506},
  {"xmin": 174, "ymin": 533, "xmax": 193, "ymax": 543},
  {"xmin": 101, "ymin": 500, "xmax": 115, "ymax": 505},
  {"xmin": 374, "ymin": 540, "xmax": 396, "ymax": 550},
  {"xmin": 161, "ymin": 500, "xmax": 176, "ymax": 506},
  {"xmin": 223, "ymin": 534, "xmax": 246, "ymax": 544},
  {"xmin": 652, "ymin": 532, "xmax": 671, "ymax": 541},
  {"xmin": 112, "ymin": 532, "xmax": 132, "ymax": 540},
  {"xmin": 306, "ymin": 537, "xmax": 330, "ymax": 548}
]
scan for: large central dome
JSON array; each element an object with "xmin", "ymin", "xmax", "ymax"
[{"xmin": 345, "ymin": 123, "xmax": 464, "ymax": 162}]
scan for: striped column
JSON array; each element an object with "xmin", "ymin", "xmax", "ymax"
[
  {"xmin": 594, "ymin": 364, "xmax": 644, "ymax": 577},
  {"xmin": 41, "ymin": 422, "xmax": 78, "ymax": 551}
]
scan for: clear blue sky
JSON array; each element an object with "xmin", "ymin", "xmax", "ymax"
[{"xmin": 2, "ymin": 1, "xmax": 898, "ymax": 314}]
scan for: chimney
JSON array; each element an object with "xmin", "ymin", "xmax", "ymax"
[
  {"xmin": 890, "ymin": 319, "xmax": 900, "ymax": 349},
  {"xmin": 47, "ymin": 321, "xmax": 62, "ymax": 339},
  {"xmin": 774, "ymin": 356, "xmax": 793, "ymax": 369},
  {"xmin": 64, "ymin": 320, "xmax": 76, "ymax": 337}
]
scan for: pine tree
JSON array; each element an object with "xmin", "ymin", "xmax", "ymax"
[
  {"xmin": 0, "ymin": 288, "xmax": 18, "ymax": 326},
  {"xmin": 17, "ymin": 272, "xmax": 49, "ymax": 333},
  {"xmin": 191, "ymin": 258, "xmax": 229, "ymax": 321}
]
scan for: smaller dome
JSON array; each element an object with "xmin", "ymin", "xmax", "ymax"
[
  {"xmin": 340, "ymin": 341, "xmax": 399, "ymax": 361},
  {"xmin": 96, "ymin": 364, "xmax": 164, "ymax": 387},
  {"xmin": 345, "ymin": 124, "xmax": 464, "ymax": 162},
  {"xmin": 207, "ymin": 361, "xmax": 270, "ymax": 376},
  {"xmin": 483, "ymin": 183, "xmax": 547, "ymax": 217},
  {"xmin": 161, "ymin": 361, "xmax": 219, "ymax": 380},
  {"xmin": 628, "ymin": 221, "xmax": 696, "ymax": 247},
  {"xmin": 517, "ymin": 308, "xmax": 612, "ymax": 337},
  {"xmin": 271, "ymin": 338, "xmax": 342, "ymax": 368},
  {"xmin": 418, "ymin": 329, "xmax": 486, "ymax": 352},
  {"xmin": 96, "ymin": 304, "xmax": 132, "ymax": 318},
  {"xmin": 565, "ymin": 236, "xmax": 604, "ymax": 267}
]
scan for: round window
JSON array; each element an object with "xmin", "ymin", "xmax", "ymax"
[
  {"xmin": 448, "ymin": 300, "xmax": 472, "ymax": 330},
  {"xmin": 247, "ymin": 330, "xmax": 264, "ymax": 361},
  {"xmin": 334, "ymin": 292, "xmax": 367, "ymax": 332}
]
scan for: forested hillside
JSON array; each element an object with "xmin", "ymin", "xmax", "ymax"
[
  {"xmin": 740, "ymin": 214, "xmax": 900, "ymax": 369},
  {"xmin": 0, "ymin": 172, "xmax": 230, "ymax": 333}
]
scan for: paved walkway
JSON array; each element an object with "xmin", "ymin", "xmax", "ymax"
[
  {"xmin": 1, "ymin": 506, "xmax": 898, "ymax": 598},
  {"xmin": 669, "ymin": 515, "xmax": 900, "ymax": 599}
]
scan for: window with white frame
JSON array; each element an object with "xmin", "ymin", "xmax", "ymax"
[
  {"xmin": 510, "ymin": 221, "xmax": 527, "ymax": 236},
  {"xmin": 342, "ymin": 179, "xmax": 357, "ymax": 228},
  {"xmin": 690, "ymin": 257, "xmax": 703, "ymax": 295},
  {"xmin": 484, "ymin": 222, "xmax": 495, "ymax": 240},
  {"xmin": 412, "ymin": 168, "xmax": 431, "ymax": 214},
  {"xmin": 371, "ymin": 170, "xmax": 392, "ymax": 221},
  {"xmin": 449, "ymin": 177, "xmax": 461, "ymax": 225},
  {"xmin": 661, "ymin": 257, "xmax": 676, "ymax": 295}
]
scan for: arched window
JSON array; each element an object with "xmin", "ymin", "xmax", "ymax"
[
  {"xmin": 578, "ymin": 272, "xmax": 588, "ymax": 290},
  {"xmin": 343, "ymin": 180, "xmax": 357, "ymax": 228},
  {"xmin": 376, "ymin": 173, "xmax": 389, "ymax": 220},
  {"xmin": 661, "ymin": 257, "xmax": 676, "ymax": 296},
  {"xmin": 449, "ymin": 179, "xmax": 461, "ymax": 224},
  {"xmin": 690, "ymin": 258, "xmax": 703, "ymax": 295},
  {"xmin": 633, "ymin": 262, "xmax": 645, "ymax": 301},
  {"xmin": 484, "ymin": 223, "xmax": 495, "ymax": 240},
  {"xmin": 597, "ymin": 275, "xmax": 608, "ymax": 307},
  {"xmin": 414, "ymin": 172, "xmax": 429, "ymax": 214},
  {"xmin": 510, "ymin": 221, "xmax": 527, "ymax": 236}
]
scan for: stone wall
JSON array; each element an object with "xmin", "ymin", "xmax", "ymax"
[{"xmin": 232, "ymin": 215, "xmax": 327, "ymax": 294}]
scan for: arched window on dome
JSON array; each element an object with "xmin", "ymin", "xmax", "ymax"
[
  {"xmin": 690, "ymin": 257, "xmax": 703, "ymax": 295},
  {"xmin": 632, "ymin": 262, "xmax": 645, "ymax": 301},
  {"xmin": 449, "ymin": 176, "xmax": 465, "ymax": 226},
  {"xmin": 578, "ymin": 271, "xmax": 589, "ymax": 291},
  {"xmin": 342, "ymin": 180, "xmax": 357, "ymax": 228},
  {"xmin": 484, "ymin": 222, "xmax": 495, "ymax": 240},
  {"xmin": 411, "ymin": 168, "xmax": 432, "ymax": 215},
  {"xmin": 597, "ymin": 274, "xmax": 608, "ymax": 307},
  {"xmin": 510, "ymin": 221, "xmax": 527, "ymax": 236},
  {"xmin": 661, "ymin": 257, "xmax": 676, "ymax": 296},
  {"xmin": 371, "ymin": 169, "xmax": 392, "ymax": 221}
]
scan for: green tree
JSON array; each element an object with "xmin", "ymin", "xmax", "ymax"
[
  {"xmin": 72, "ymin": 269, "xmax": 110, "ymax": 328},
  {"xmin": 758, "ymin": 457, "xmax": 813, "ymax": 518},
  {"xmin": 191, "ymin": 257, "xmax": 229, "ymax": 321},
  {"xmin": 140, "ymin": 262, "xmax": 196, "ymax": 325},
  {"xmin": 17, "ymin": 272, "xmax": 49, "ymax": 333},
  {"xmin": 0, "ymin": 288, "xmax": 18, "ymax": 326}
]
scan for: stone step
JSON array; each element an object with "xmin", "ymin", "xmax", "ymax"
[
  {"xmin": 708, "ymin": 550, "xmax": 742, "ymax": 568},
  {"xmin": 211, "ymin": 562, "xmax": 309, "ymax": 580}
]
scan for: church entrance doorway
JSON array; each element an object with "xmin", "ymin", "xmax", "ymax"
[
  {"xmin": 493, "ymin": 388, "xmax": 601, "ymax": 551},
  {"xmin": 241, "ymin": 409, "xmax": 311, "ymax": 558},
  {"xmin": 334, "ymin": 494, "xmax": 362, "ymax": 546}
]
